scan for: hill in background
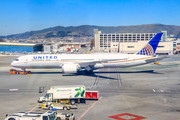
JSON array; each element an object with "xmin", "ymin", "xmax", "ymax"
[{"xmin": 1, "ymin": 24, "xmax": 180, "ymax": 39}]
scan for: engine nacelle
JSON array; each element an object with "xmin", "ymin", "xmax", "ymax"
[{"xmin": 62, "ymin": 64, "xmax": 79, "ymax": 74}]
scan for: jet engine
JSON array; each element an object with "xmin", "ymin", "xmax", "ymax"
[{"xmin": 62, "ymin": 64, "xmax": 80, "ymax": 74}]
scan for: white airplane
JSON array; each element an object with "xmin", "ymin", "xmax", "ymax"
[{"xmin": 11, "ymin": 33, "xmax": 165, "ymax": 74}]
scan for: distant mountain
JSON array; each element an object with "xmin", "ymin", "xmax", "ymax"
[{"xmin": 1, "ymin": 24, "xmax": 180, "ymax": 39}]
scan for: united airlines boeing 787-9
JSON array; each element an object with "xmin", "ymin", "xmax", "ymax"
[{"xmin": 11, "ymin": 33, "xmax": 165, "ymax": 74}]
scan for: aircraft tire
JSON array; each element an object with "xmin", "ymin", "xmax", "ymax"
[
  {"xmin": 63, "ymin": 106, "xmax": 68, "ymax": 110},
  {"xmin": 7, "ymin": 118, "xmax": 15, "ymax": 120},
  {"xmin": 71, "ymin": 100, "xmax": 75, "ymax": 105},
  {"xmin": 85, "ymin": 70, "xmax": 93, "ymax": 75},
  {"xmin": 49, "ymin": 106, "xmax": 53, "ymax": 110}
]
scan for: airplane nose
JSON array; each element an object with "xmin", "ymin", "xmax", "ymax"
[{"xmin": 11, "ymin": 62, "xmax": 15, "ymax": 66}]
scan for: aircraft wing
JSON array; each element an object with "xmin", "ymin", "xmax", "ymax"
[
  {"xmin": 60, "ymin": 58, "xmax": 126, "ymax": 68},
  {"xmin": 78, "ymin": 58, "xmax": 126, "ymax": 67},
  {"xmin": 155, "ymin": 55, "xmax": 170, "ymax": 61},
  {"xmin": 144, "ymin": 55, "xmax": 170, "ymax": 63}
]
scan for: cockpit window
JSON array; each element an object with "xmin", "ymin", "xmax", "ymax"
[{"xmin": 15, "ymin": 59, "xmax": 19, "ymax": 61}]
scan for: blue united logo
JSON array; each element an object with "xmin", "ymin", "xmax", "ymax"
[
  {"xmin": 33, "ymin": 56, "xmax": 58, "ymax": 59},
  {"xmin": 137, "ymin": 44, "xmax": 154, "ymax": 56}
]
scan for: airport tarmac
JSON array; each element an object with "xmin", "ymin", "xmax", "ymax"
[{"xmin": 0, "ymin": 55, "xmax": 180, "ymax": 120}]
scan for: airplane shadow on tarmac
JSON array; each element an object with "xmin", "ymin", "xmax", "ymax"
[
  {"xmin": 45, "ymin": 70, "xmax": 163, "ymax": 80},
  {"xmin": 98, "ymin": 70, "xmax": 163, "ymax": 74},
  {"xmin": 32, "ymin": 70, "xmax": 161, "ymax": 75},
  {"xmin": 31, "ymin": 71, "xmax": 118, "ymax": 80},
  {"xmin": 30, "ymin": 70, "xmax": 163, "ymax": 80},
  {"xmin": 31, "ymin": 72, "xmax": 62, "ymax": 74}
]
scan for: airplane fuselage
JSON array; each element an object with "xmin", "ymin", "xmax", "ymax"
[
  {"xmin": 11, "ymin": 53, "xmax": 157, "ymax": 70},
  {"xmin": 10, "ymin": 33, "xmax": 164, "ymax": 74}
]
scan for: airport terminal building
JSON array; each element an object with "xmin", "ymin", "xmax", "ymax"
[
  {"xmin": 0, "ymin": 42, "xmax": 44, "ymax": 52},
  {"xmin": 94, "ymin": 29, "xmax": 173, "ymax": 55}
]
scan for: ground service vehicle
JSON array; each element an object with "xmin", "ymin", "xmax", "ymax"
[
  {"xmin": 42, "ymin": 102, "xmax": 77, "ymax": 110},
  {"xmin": 5, "ymin": 111, "xmax": 56, "ymax": 120},
  {"xmin": 5, "ymin": 112, "xmax": 26, "ymax": 120},
  {"xmin": 38, "ymin": 85, "xmax": 99, "ymax": 104},
  {"xmin": 10, "ymin": 69, "xmax": 31, "ymax": 75},
  {"xmin": 56, "ymin": 113, "xmax": 75, "ymax": 120}
]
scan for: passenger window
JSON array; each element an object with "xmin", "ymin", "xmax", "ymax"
[
  {"xmin": 49, "ymin": 113, "xmax": 55, "ymax": 120},
  {"xmin": 45, "ymin": 94, "xmax": 50, "ymax": 98},
  {"xmin": 43, "ymin": 116, "xmax": 48, "ymax": 120},
  {"xmin": 56, "ymin": 117, "xmax": 61, "ymax": 120},
  {"xmin": 44, "ymin": 94, "xmax": 48, "ymax": 98}
]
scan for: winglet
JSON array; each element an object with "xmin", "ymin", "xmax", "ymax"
[{"xmin": 137, "ymin": 33, "xmax": 163, "ymax": 56}]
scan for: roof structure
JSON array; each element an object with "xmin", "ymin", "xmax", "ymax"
[{"xmin": 0, "ymin": 42, "xmax": 50, "ymax": 46}]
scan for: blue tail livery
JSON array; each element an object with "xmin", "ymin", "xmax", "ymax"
[{"xmin": 137, "ymin": 33, "xmax": 163, "ymax": 56}]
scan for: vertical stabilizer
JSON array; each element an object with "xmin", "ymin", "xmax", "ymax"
[{"xmin": 137, "ymin": 33, "xmax": 163, "ymax": 56}]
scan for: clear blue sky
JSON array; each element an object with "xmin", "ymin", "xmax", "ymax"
[{"xmin": 0, "ymin": 0, "xmax": 180, "ymax": 36}]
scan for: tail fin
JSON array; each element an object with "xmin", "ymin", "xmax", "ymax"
[{"xmin": 137, "ymin": 33, "xmax": 163, "ymax": 56}]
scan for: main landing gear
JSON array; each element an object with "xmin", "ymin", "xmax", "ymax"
[
  {"xmin": 84, "ymin": 66, "xmax": 93, "ymax": 75},
  {"xmin": 84, "ymin": 70, "xmax": 93, "ymax": 75}
]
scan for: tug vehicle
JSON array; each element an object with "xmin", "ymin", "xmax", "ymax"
[
  {"xmin": 56, "ymin": 113, "xmax": 75, "ymax": 120},
  {"xmin": 41, "ymin": 102, "xmax": 77, "ymax": 110},
  {"xmin": 5, "ymin": 111, "xmax": 55, "ymax": 120},
  {"xmin": 5, "ymin": 111, "xmax": 75, "ymax": 120},
  {"xmin": 9, "ymin": 69, "xmax": 31, "ymax": 75}
]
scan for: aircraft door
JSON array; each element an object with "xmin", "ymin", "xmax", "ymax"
[
  {"xmin": 95, "ymin": 57, "xmax": 101, "ymax": 61},
  {"xmin": 49, "ymin": 93, "xmax": 53, "ymax": 102},
  {"xmin": 22, "ymin": 57, "xmax": 29, "ymax": 68},
  {"xmin": 24, "ymin": 57, "xmax": 28, "ymax": 63},
  {"xmin": 129, "ymin": 56, "xmax": 136, "ymax": 64}
]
